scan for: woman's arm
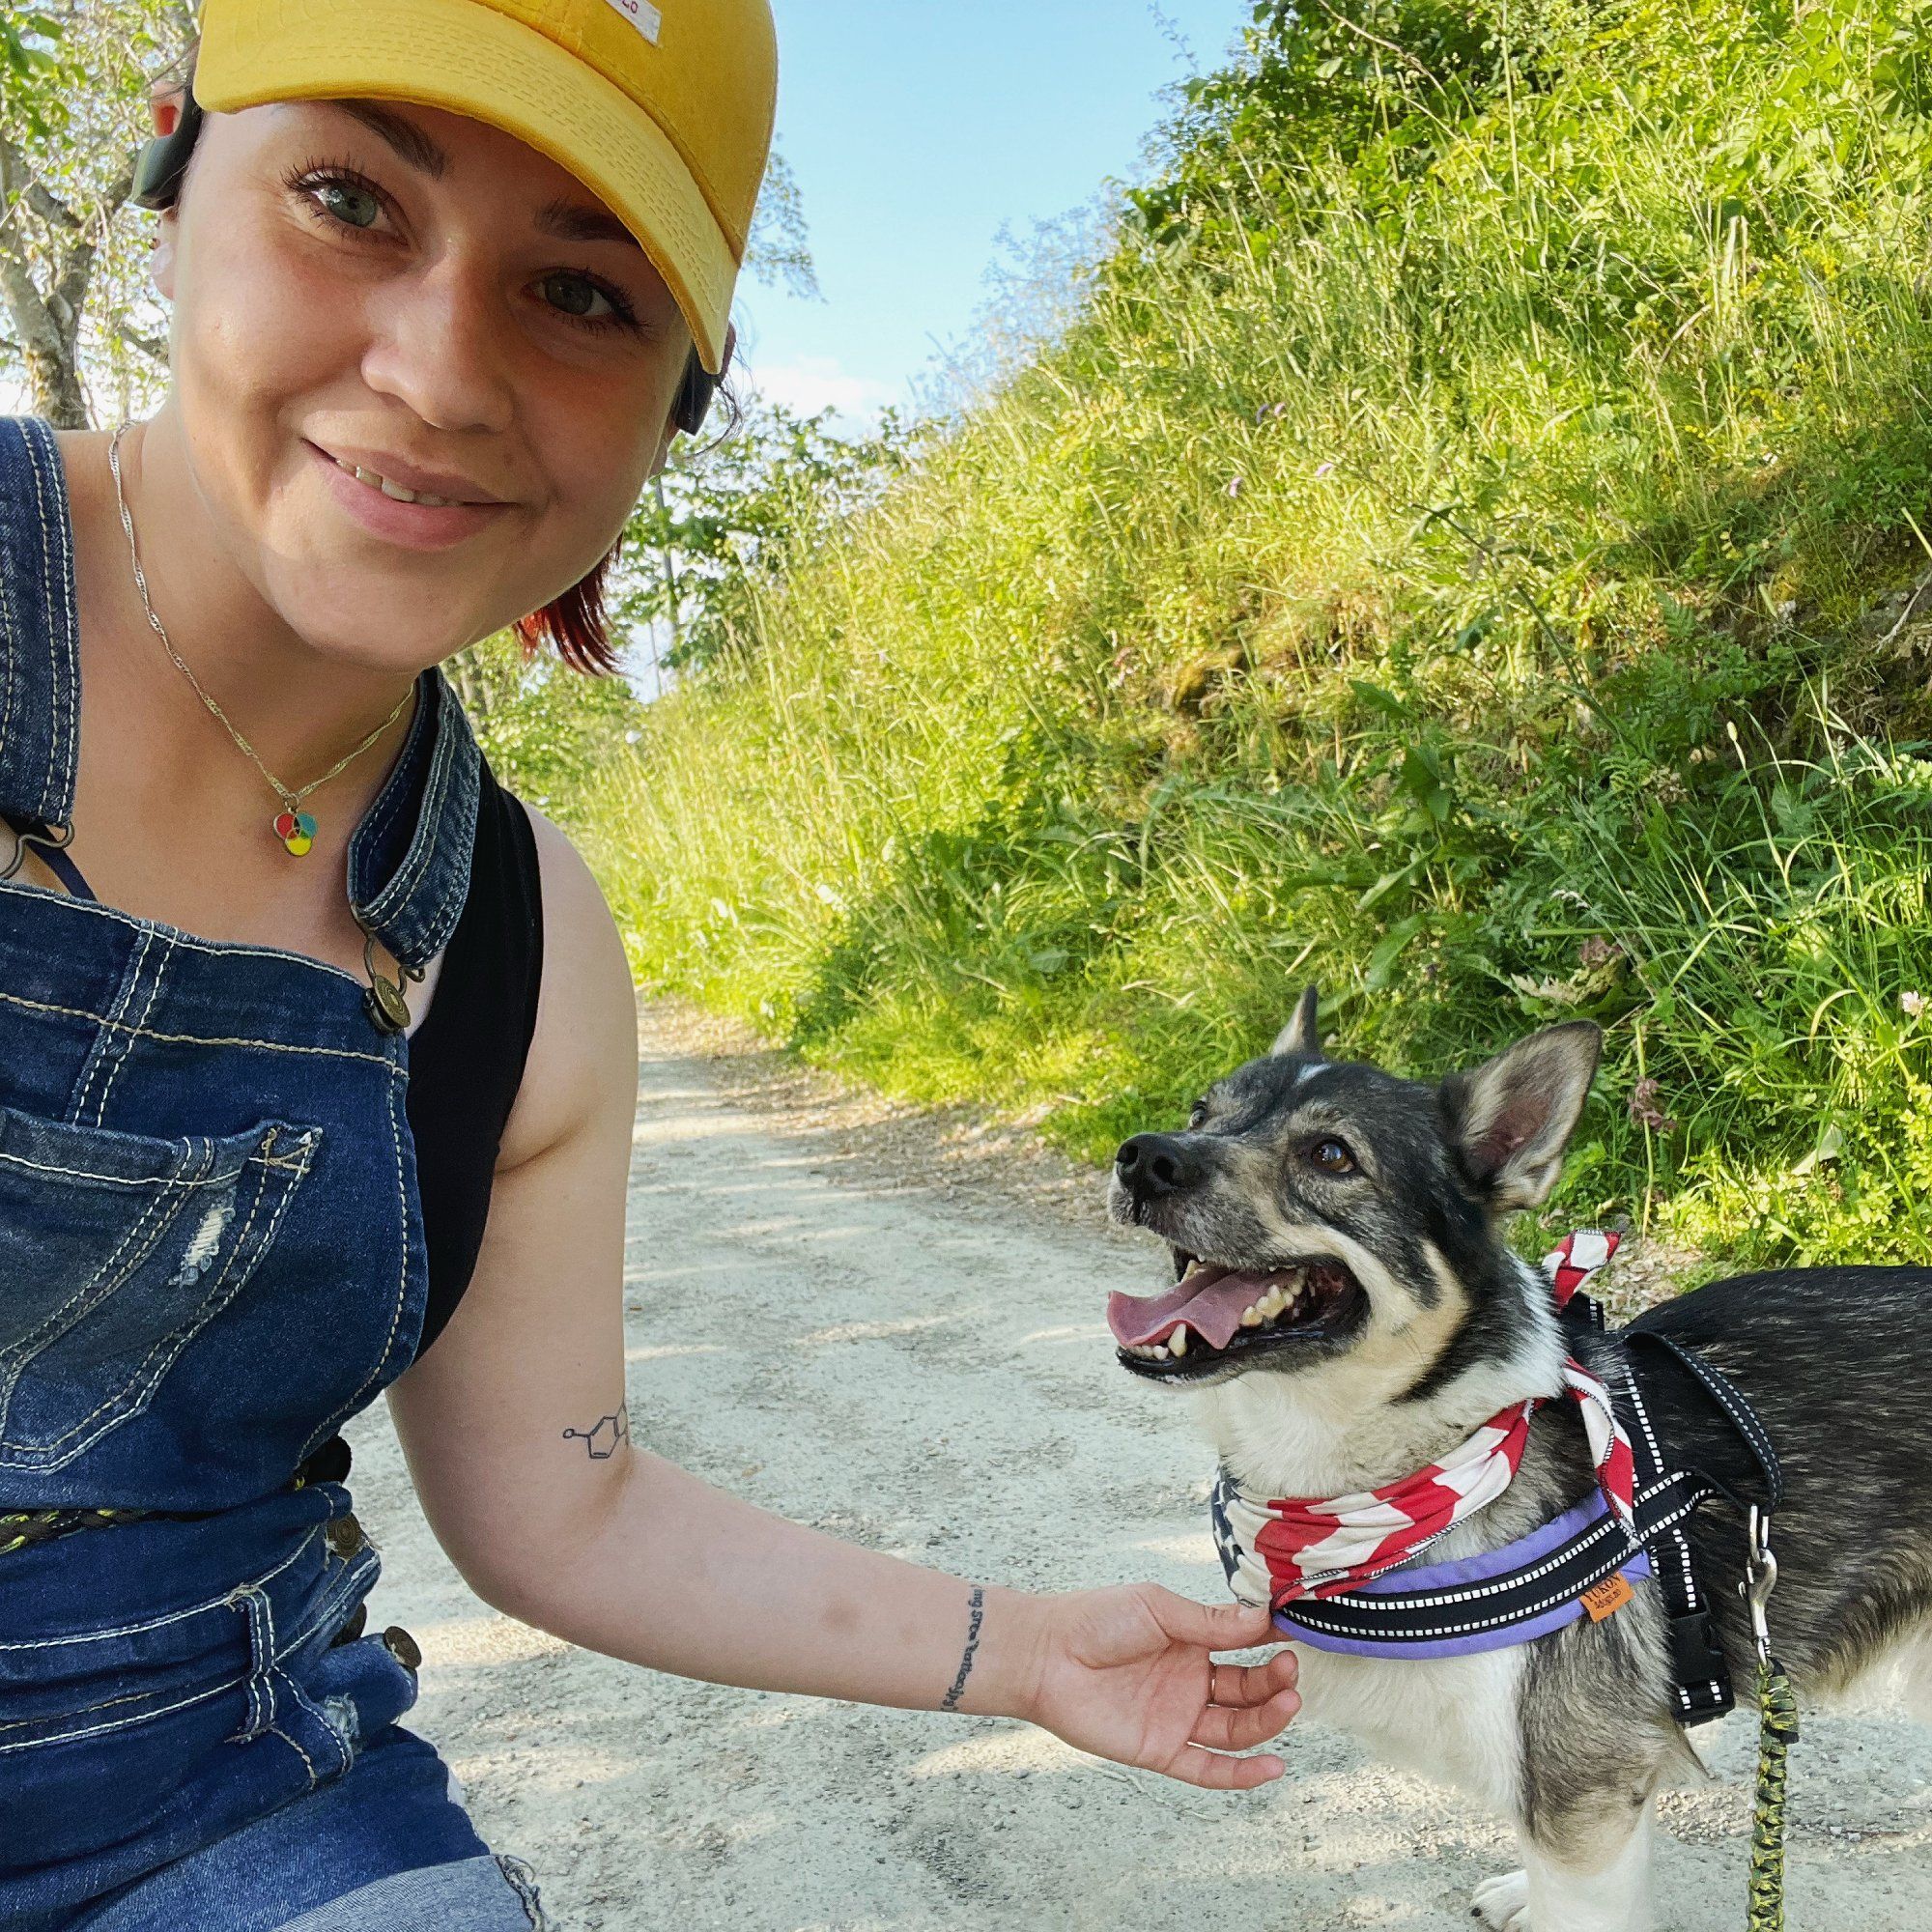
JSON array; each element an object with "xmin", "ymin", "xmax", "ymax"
[{"xmin": 386, "ymin": 814, "xmax": 1298, "ymax": 1790}]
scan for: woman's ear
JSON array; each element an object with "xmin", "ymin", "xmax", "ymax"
[
  {"xmin": 150, "ymin": 80, "xmax": 187, "ymax": 141},
  {"xmin": 145, "ymin": 80, "xmax": 189, "ymax": 301},
  {"xmin": 149, "ymin": 206, "xmax": 180, "ymax": 302}
]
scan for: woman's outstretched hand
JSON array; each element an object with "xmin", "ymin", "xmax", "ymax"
[{"xmin": 1000, "ymin": 1584, "xmax": 1299, "ymax": 1790}]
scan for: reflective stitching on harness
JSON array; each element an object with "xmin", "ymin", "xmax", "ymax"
[
  {"xmin": 1304, "ymin": 1475, "xmax": 1688, "ymax": 1612},
  {"xmin": 1281, "ymin": 1495, "xmax": 1708, "ymax": 1642}
]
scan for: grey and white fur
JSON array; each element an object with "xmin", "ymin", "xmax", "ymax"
[{"xmin": 1106, "ymin": 988, "xmax": 1932, "ymax": 1931}]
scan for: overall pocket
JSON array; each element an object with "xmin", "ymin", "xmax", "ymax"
[{"xmin": 0, "ymin": 1109, "xmax": 322, "ymax": 1470}]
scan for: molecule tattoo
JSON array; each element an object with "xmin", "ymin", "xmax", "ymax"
[{"xmin": 562, "ymin": 1405, "xmax": 631, "ymax": 1460}]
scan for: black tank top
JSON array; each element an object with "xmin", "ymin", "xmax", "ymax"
[
  {"xmin": 2, "ymin": 754, "xmax": 544, "ymax": 1361},
  {"xmin": 406, "ymin": 756, "xmax": 545, "ymax": 1356}
]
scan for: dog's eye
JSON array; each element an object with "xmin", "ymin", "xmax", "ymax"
[
  {"xmin": 1187, "ymin": 1098, "xmax": 1208, "ymax": 1129},
  {"xmin": 1307, "ymin": 1137, "xmax": 1358, "ymax": 1176}
]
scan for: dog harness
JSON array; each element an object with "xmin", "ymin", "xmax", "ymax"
[{"xmin": 1212, "ymin": 1232, "xmax": 1781, "ymax": 1726}]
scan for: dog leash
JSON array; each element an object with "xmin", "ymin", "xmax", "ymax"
[{"xmin": 1745, "ymin": 1506, "xmax": 1798, "ymax": 1931}]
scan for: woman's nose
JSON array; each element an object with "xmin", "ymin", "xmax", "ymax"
[{"xmin": 358, "ymin": 255, "xmax": 520, "ymax": 437}]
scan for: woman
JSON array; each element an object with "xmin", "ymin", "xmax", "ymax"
[{"xmin": 0, "ymin": 3, "xmax": 1300, "ymax": 1927}]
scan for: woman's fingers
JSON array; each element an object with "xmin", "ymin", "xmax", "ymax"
[
  {"xmin": 1146, "ymin": 1587, "xmax": 1277, "ymax": 1653},
  {"xmin": 1162, "ymin": 1743, "xmax": 1287, "ymax": 1791},
  {"xmin": 1208, "ymin": 1649, "xmax": 1298, "ymax": 1708},
  {"xmin": 1191, "ymin": 1685, "xmax": 1301, "ymax": 1752}
]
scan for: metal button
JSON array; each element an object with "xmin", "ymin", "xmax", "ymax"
[
  {"xmin": 325, "ymin": 1514, "xmax": 365, "ymax": 1559},
  {"xmin": 382, "ymin": 1624, "xmax": 422, "ymax": 1672}
]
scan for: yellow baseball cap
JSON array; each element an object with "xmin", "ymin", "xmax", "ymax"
[{"xmin": 191, "ymin": 0, "xmax": 778, "ymax": 374}]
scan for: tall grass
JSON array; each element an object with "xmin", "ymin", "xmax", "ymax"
[{"xmin": 578, "ymin": 0, "xmax": 1932, "ymax": 1266}]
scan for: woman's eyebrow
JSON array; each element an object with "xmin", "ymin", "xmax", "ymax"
[
  {"xmin": 533, "ymin": 196, "xmax": 642, "ymax": 250},
  {"xmin": 331, "ymin": 99, "xmax": 449, "ymax": 179}
]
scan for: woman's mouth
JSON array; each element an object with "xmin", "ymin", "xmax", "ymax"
[{"xmin": 307, "ymin": 440, "xmax": 512, "ymax": 552}]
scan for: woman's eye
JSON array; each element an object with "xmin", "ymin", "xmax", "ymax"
[
  {"xmin": 315, "ymin": 179, "xmax": 382, "ymax": 230},
  {"xmin": 538, "ymin": 271, "xmax": 633, "ymax": 329},
  {"xmin": 1307, "ymin": 1138, "xmax": 1358, "ymax": 1176}
]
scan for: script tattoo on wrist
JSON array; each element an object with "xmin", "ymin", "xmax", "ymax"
[
  {"xmin": 561, "ymin": 1405, "xmax": 631, "ymax": 1461},
  {"xmin": 940, "ymin": 1584, "xmax": 987, "ymax": 1712}
]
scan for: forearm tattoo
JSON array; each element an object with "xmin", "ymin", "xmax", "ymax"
[
  {"xmin": 561, "ymin": 1405, "xmax": 631, "ymax": 1460},
  {"xmin": 940, "ymin": 1584, "xmax": 986, "ymax": 1712}
]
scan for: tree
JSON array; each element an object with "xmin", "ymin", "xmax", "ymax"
[
  {"xmin": 1, "ymin": 2, "xmax": 190, "ymax": 425},
  {"xmin": 620, "ymin": 400, "xmax": 918, "ymax": 674}
]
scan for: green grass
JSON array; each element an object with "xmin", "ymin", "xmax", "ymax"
[{"xmin": 571, "ymin": 0, "xmax": 1932, "ymax": 1266}]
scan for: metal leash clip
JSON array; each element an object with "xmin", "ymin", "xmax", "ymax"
[{"xmin": 1744, "ymin": 1506, "xmax": 1778, "ymax": 1666}]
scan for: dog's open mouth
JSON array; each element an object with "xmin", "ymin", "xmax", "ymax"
[{"xmin": 1106, "ymin": 1256, "xmax": 1364, "ymax": 1380}]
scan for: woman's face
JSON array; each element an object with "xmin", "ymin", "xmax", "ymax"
[{"xmin": 150, "ymin": 90, "xmax": 693, "ymax": 673}]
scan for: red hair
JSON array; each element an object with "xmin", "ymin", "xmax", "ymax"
[{"xmin": 512, "ymin": 537, "xmax": 622, "ymax": 673}]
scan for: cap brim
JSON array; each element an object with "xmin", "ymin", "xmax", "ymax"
[{"xmin": 193, "ymin": 0, "xmax": 736, "ymax": 371}]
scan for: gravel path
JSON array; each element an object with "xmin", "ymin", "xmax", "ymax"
[{"xmin": 344, "ymin": 1005, "xmax": 1932, "ymax": 1930}]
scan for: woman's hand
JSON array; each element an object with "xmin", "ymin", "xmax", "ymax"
[{"xmin": 1001, "ymin": 1585, "xmax": 1300, "ymax": 1790}]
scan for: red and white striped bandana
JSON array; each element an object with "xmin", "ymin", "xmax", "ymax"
[{"xmin": 1219, "ymin": 1231, "xmax": 1634, "ymax": 1608}]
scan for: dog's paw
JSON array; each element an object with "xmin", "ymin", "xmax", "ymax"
[{"xmin": 1470, "ymin": 1870, "xmax": 1530, "ymax": 1931}]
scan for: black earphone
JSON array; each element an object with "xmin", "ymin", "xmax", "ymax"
[{"xmin": 131, "ymin": 82, "xmax": 730, "ymax": 437}]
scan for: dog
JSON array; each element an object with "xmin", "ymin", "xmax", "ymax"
[{"xmin": 1106, "ymin": 989, "xmax": 1932, "ymax": 1931}]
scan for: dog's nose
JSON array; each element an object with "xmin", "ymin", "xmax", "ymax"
[{"xmin": 1115, "ymin": 1132, "xmax": 1200, "ymax": 1200}]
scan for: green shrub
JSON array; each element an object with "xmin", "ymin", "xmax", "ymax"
[{"xmin": 577, "ymin": 0, "xmax": 1932, "ymax": 1267}]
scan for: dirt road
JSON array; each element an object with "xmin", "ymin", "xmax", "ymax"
[{"xmin": 344, "ymin": 1007, "xmax": 1932, "ymax": 1930}]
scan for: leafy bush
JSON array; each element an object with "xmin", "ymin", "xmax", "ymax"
[{"xmin": 575, "ymin": 0, "xmax": 1932, "ymax": 1268}]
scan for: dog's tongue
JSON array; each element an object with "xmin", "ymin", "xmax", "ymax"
[{"xmin": 1107, "ymin": 1265, "xmax": 1268, "ymax": 1350}]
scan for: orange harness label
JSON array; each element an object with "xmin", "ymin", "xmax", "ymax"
[{"xmin": 1581, "ymin": 1573, "xmax": 1635, "ymax": 1622}]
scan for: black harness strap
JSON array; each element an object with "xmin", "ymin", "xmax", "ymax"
[
  {"xmin": 1261, "ymin": 1293, "xmax": 1782, "ymax": 1729},
  {"xmin": 1278, "ymin": 1466, "xmax": 1710, "ymax": 1646}
]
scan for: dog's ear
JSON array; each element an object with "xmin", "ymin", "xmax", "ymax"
[
  {"xmin": 1440, "ymin": 1022, "xmax": 1602, "ymax": 1211},
  {"xmin": 1271, "ymin": 985, "xmax": 1322, "ymax": 1059}
]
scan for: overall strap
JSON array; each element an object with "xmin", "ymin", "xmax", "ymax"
[{"xmin": 0, "ymin": 415, "xmax": 83, "ymax": 828}]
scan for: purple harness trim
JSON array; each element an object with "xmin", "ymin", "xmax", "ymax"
[{"xmin": 1271, "ymin": 1492, "xmax": 1653, "ymax": 1660}]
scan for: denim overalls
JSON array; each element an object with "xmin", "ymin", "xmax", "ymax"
[{"xmin": 0, "ymin": 417, "xmax": 545, "ymax": 1931}]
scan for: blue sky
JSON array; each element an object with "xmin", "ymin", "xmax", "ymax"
[{"xmin": 733, "ymin": 1, "xmax": 1248, "ymax": 421}]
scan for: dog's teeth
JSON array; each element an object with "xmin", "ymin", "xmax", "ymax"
[
  {"xmin": 1240, "ymin": 1304, "xmax": 1264, "ymax": 1327},
  {"xmin": 1153, "ymin": 1344, "xmax": 1171, "ymax": 1360},
  {"xmin": 1169, "ymin": 1324, "xmax": 1190, "ymax": 1356}
]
